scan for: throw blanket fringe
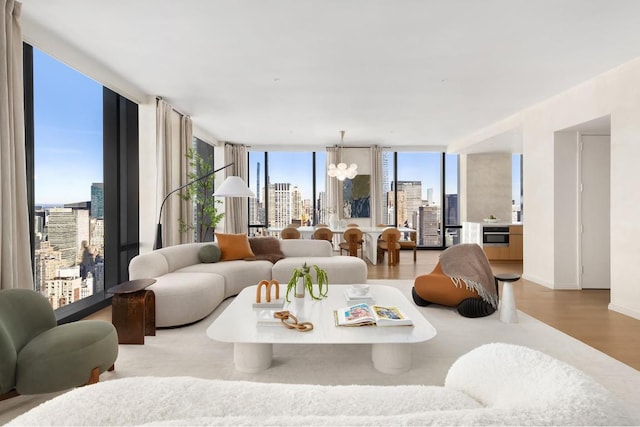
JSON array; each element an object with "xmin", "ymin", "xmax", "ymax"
[
  {"xmin": 440, "ymin": 244, "xmax": 498, "ymax": 309},
  {"xmin": 450, "ymin": 277, "xmax": 498, "ymax": 309}
]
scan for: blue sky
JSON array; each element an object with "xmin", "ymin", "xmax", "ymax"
[
  {"xmin": 33, "ymin": 47, "xmax": 522, "ymax": 206},
  {"xmin": 33, "ymin": 48, "xmax": 103, "ymax": 205}
]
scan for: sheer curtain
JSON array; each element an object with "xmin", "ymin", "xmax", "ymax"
[
  {"xmin": 370, "ymin": 145, "xmax": 384, "ymax": 226},
  {"xmin": 156, "ymin": 98, "xmax": 193, "ymax": 247},
  {"xmin": 223, "ymin": 143, "xmax": 248, "ymax": 233},
  {"xmin": 0, "ymin": 0, "xmax": 33, "ymax": 290},
  {"xmin": 326, "ymin": 146, "xmax": 340, "ymax": 218}
]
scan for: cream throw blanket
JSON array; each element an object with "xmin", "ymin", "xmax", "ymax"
[{"xmin": 439, "ymin": 243, "xmax": 498, "ymax": 308}]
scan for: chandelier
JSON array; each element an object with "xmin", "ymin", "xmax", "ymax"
[{"xmin": 327, "ymin": 130, "xmax": 358, "ymax": 181}]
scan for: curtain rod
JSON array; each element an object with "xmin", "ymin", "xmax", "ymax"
[{"xmin": 156, "ymin": 96, "xmax": 189, "ymax": 118}]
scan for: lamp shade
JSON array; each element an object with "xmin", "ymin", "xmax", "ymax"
[{"xmin": 212, "ymin": 176, "xmax": 255, "ymax": 197}]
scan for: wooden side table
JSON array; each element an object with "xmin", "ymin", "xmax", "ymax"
[
  {"xmin": 109, "ymin": 279, "xmax": 156, "ymax": 344},
  {"xmin": 495, "ymin": 273, "xmax": 521, "ymax": 323}
]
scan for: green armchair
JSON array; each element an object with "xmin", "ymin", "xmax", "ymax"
[{"xmin": 0, "ymin": 289, "xmax": 118, "ymax": 400}]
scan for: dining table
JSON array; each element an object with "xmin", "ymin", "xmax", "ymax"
[{"xmin": 266, "ymin": 225, "xmax": 415, "ymax": 265}]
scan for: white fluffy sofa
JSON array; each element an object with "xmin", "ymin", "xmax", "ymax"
[
  {"xmin": 7, "ymin": 343, "xmax": 635, "ymax": 426},
  {"xmin": 129, "ymin": 239, "xmax": 367, "ymax": 327}
]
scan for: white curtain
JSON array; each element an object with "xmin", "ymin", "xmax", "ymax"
[
  {"xmin": 223, "ymin": 143, "xmax": 248, "ymax": 234},
  {"xmin": 0, "ymin": 0, "xmax": 32, "ymax": 290},
  {"xmin": 326, "ymin": 146, "xmax": 340, "ymax": 218},
  {"xmin": 370, "ymin": 145, "xmax": 384, "ymax": 226},
  {"xmin": 156, "ymin": 99, "xmax": 193, "ymax": 247}
]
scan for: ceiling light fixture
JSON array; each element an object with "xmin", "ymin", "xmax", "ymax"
[{"xmin": 327, "ymin": 130, "xmax": 358, "ymax": 181}]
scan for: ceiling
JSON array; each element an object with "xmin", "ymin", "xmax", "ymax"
[{"xmin": 18, "ymin": 0, "xmax": 640, "ymax": 152}]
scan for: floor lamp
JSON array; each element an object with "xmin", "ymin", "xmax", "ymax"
[{"xmin": 154, "ymin": 162, "xmax": 255, "ymax": 250}]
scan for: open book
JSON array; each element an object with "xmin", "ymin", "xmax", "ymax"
[{"xmin": 333, "ymin": 303, "xmax": 413, "ymax": 327}]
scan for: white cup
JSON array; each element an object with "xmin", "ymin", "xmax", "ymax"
[{"xmin": 351, "ymin": 284, "xmax": 369, "ymax": 296}]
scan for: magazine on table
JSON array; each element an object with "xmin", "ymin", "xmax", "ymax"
[{"xmin": 333, "ymin": 303, "xmax": 413, "ymax": 327}]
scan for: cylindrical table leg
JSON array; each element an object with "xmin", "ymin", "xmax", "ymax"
[
  {"xmin": 372, "ymin": 343, "xmax": 412, "ymax": 374},
  {"xmin": 234, "ymin": 343, "xmax": 273, "ymax": 373},
  {"xmin": 499, "ymin": 282, "xmax": 518, "ymax": 323}
]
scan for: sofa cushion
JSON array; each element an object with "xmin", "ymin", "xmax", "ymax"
[
  {"xmin": 215, "ymin": 233, "xmax": 255, "ymax": 261},
  {"xmin": 272, "ymin": 257, "xmax": 367, "ymax": 285},
  {"xmin": 177, "ymin": 260, "xmax": 274, "ymax": 298},
  {"xmin": 198, "ymin": 244, "xmax": 221, "ymax": 263},
  {"xmin": 147, "ymin": 272, "xmax": 225, "ymax": 327},
  {"xmin": 279, "ymin": 239, "xmax": 333, "ymax": 257},
  {"xmin": 247, "ymin": 237, "xmax": 285, "ymax": 263}
]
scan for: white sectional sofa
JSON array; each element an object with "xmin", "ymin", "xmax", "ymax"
[
  {"xmin": 7, "ymin": 343, "xmax": 636, "ymax": 426},
  {"xmin": 128, "ymin": 239, "xmax": 367, "ymax": 327}
]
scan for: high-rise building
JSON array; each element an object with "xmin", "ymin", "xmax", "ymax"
[
  {"xmin": 268, "ymin": 183, "xmax": 300, "ymax": 228},
  {"xmin": 417, "ymin": 205, "xmax": 441, "ymax": 246},
  {"xmin": 445, "ymin": 194, "xmax": 459, "ymax": 225},
  {"xmin": 91, "ymin": 183, "xmax": 104, "ymax": 219},
  {"xmin": 382, "ymin": 152, "xmax": 391, "ymax": 224},
  {"xmin": 394, "ymin": 181, "xmax": 422, "ymax": 227},
  {"xmin": 47, "ymin": 208, "xmax": 78, "ymax": 267}
]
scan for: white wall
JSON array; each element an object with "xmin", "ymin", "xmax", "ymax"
[
  {"xmin": 553, "ymin": 132, "xmax": 579, "ymax": 289},
  {"xmin": 462, "ymin": 153, "xmax": 512, "ymax": 222},
  {"xmin": 449, "ymin": 57, "xmax": 640, "ymax": 319}
]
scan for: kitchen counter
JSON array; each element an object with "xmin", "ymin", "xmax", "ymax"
[{"xmin": 462, "ymin": 222, "xmax": 523, "ymax": 261}]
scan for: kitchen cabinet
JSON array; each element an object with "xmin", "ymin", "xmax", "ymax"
[{"xmin": 461, "ymin": 222, "xmax": 523, "ymax": 261}]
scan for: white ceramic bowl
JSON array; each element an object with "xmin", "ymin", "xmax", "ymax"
[{"xmin": 351, "ymin": 284, "xmax": 370, "ymax": 296}]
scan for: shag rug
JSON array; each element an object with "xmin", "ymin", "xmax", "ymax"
[{"xmin": 1, "ymin": 280, "xmax": 640, "ymax": 424}]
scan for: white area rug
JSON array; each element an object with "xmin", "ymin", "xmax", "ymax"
[{"xmin": 2, "ymin": 280, "xmax": 640, "ymax": 423}]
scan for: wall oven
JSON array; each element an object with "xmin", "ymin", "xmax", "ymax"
[{"xmin": 482, "ymin": 226, "xmax": 509, "ymax": 246}]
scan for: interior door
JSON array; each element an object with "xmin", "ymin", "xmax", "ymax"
[{"xmin": 580, "ymin": 134, "xmax": 610, "ymax": 289}]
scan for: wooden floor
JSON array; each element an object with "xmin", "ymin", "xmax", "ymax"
[{"xmin": 369, "ymin": 249, "xmax": 640, "ymax": 371}]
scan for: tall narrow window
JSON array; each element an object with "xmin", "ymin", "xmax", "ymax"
[
  {"xmin": 513, "ymin": 154, "xmax": 523, "ymax": 222},
  {"xmin": 32, "ymin": 48, "xmax": 104, "ymax": 310},
  {"xmin": 395, "ymin": 152, "xmax": 443, "ymax": 247},
  {"xmin": 248, "ymin": 151, "xmax": 267, "ymax": 236},
  {"xmin": 267, "ymin": 152, "xmax": 313, "ymax": 228},
  {"xmin": 444, "ymin": 154, "xmax": 460, "ymax": 246}
]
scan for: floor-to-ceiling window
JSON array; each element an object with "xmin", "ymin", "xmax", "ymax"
[
  {"xmin": 31, "ymin": 47, "xmax": 104, "ymax": 310},
  {"xmin": 25, "ymin": 45, "xmax": 139, "ymax": 321},
  {"xmin": 248, "ymin": 151, "xmax": 324, "ymax": 235},
  {"xmin": 394, "ymin": 152, "xmax": 444, "ymax": 247}
]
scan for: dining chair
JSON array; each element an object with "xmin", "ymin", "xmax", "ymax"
[
  {"xmin": 377, "ymin": 227, "xmax": 401, "ymax": 266},
  {"xmin": 280, "ymin": 227, "xmax": 301, "ymax": 239},
  {"xmin": 339, "ymin": 227, "xmax": 364, "ymax": 258},
  {"xmin": 312, "ymin": 227, "xmax": 333, "ymax": 242},
  {"xmin": 399, "ymin": 230, "xmax": 417, "ymax": 262}
]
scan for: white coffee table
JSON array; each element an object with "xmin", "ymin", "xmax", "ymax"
[{"xmin": 206, "ymin": 284, "xmax": 437, "ymax": 374}]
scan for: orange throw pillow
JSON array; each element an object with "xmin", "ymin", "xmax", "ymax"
[{"xmin": 215, "ymin": 233, "xmax": 255, "ymax": 261}]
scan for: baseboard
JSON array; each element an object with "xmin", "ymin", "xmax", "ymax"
[
  {"xmin": 521, "ymin": 273, "xmax": 579, "ymax": 290},
  {"xmin": 608, "ymin": 303, "xmax": 640, "ymax": 320}
]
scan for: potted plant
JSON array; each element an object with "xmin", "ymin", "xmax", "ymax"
[
  {"xmin": 286, "ymin": 262, "xmax": 329, "ymax": 302},
  {"xmin": 179, "ymin": 148, "xmax": 224, "ymax": 241}
]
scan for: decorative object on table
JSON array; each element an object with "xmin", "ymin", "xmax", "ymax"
[
  {"xmin": 328, "ymin": 211, "xmax": 339, "ymax": 229},
  {"xmin": 333, "ymin": 303, "xmax": 412, "ymax": 327},
  {"xmin": 483, "ymin": 215, "xmax": 499, "ymax": 223},
  {"xmin": 286, "ymin": 262, "xmax": 329, "ymax": 301},
  {"xmin": 344, "ymin": 284, "xmax": 375, "ymax": 304},
  {"xmin": 253, "ymin": 279, "xmax": 284, "ymax": 309},
  {"xmin": 327, "ymin": 130, "xmax": 358, "ymax": 181},
  {"xmin": 273, "ymin": 310, "xmax": 314, "ymax": 332}
]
